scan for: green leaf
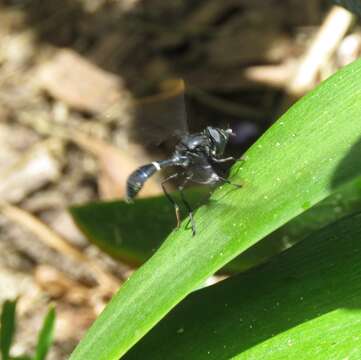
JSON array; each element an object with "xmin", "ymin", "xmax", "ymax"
[
  {"xmin": 70, "ymin": 188, "xmax": 209, "ymax": 266},
  {"xmin": 229, "ymin": 176, "xmax": 361, "ymax": 272},
  {"xmin": 71, "ymin": 177, "xmax": 361, "ymax": 272},
  {"xmin": 1, "ymin": 300, "xmax": 17, "ymax": 360},
  {"xmin": 124, "ymin": 212, "xmax": 361, "ymax": 359},
  {"xmin": 33, "ymin": 307, "xmax": 56, "ymax": 360},
  {"xmin": 70, "ymin": 59, "xmax": 361, "ymax": 360}
]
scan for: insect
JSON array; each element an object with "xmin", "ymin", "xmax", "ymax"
[{"xmin": 126, "ymin": 126, "xmax": 240, "ymax": 235}]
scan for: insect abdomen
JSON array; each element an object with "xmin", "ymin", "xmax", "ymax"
[{"xmin": 126, "ymin": 163, "xmax": 158, "ymax": 202}]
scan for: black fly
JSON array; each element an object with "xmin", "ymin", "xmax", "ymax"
[{"xmin": 125, "ymin": 126, "xmax": 240, "ymax": 236}]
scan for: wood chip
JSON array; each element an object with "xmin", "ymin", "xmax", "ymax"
[
  {"xmin": 36, "ymin": 49, "xmax": 132, "ymax": 115},
  {"xmin": 0, "ymin": 140, "xmax": 62, "ymax": 203},
  {"xmin": 72, "ymin": 131, "xmax": 162, "ymax": 199}
]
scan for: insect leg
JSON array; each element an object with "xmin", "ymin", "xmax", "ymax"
[
  {"xmin": 178, "ymin": 175, "xmax": 196, "ymax": 236},
  {"xmin": 218, "ymin": 176, "xmax": 242, "ymax": 188},
  {"xmin": 211, "ymin": 156, "xmax": 235, "ymax": 163},
  {"xmin": 161, "ymin": 173, "xmax": 181, "ymax": 228}
]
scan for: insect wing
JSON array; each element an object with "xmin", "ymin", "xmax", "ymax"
[{"xmin": 129, "ymin": 79, "xmax": 189, "ymax": 147}]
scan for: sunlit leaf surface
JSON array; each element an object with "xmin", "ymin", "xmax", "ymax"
[{"xmin": 70, "ymin": 59, "xmax": 361, "ymax": 360}]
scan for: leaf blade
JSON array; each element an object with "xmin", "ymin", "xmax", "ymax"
[
  {"xmin": 70, "ymin": 188, "xmax": 209, "ymax": 266},
  {"xmin": 33, "ymin": 307, "xmax": 56, "ymax": 360},
  {"xmin": 124, "ymin": 212, "xmax": 361, "ymax": 359},
  {"xmin": 0, "ymin": 300, "xmax": 17, "ymax": 360},
  {"xmin": 70, "ymin": 58, "xmax": 361, "ymax": 360},
  {"xmin": 71, "ymin": 177, "xmax": 361, "ymax": 272}
]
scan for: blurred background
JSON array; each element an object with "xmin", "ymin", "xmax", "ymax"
[{"xmin": 0, "ymin": 0, "xmax": 359, "ymax": 358}]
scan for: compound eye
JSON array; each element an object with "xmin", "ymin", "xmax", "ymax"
[{"xmin": 207, "ymin": 127, "xmax": 220, "ymax": 142}]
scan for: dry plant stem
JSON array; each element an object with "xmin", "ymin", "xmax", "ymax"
[
  {"xmin": 0, "ymin": 201, "xmax": 119, "ymax": 291},
  {"xmin": 287, "ymin": 6, "xmax": 354, "ymax": 98},
  {"xmin": 244, "ymin": 61, "xmax": 297, "ymax": 89}
]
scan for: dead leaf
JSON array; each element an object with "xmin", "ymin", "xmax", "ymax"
[
  {"xmin": 36, "ymin": 49, "xmax": 132, "ymax": 115},
  {"xmin": 72, "ymin": 131, "xmax": 162, "ymax": 199}
]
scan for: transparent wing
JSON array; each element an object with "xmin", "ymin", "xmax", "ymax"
[{"xmin": 128, "ymin": 79, "xmax": 189, "ymax": 147}]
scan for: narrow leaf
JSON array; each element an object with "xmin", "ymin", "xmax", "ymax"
[
  {"xmin": 70, "ymin": 188, "xmax": 209, "ymax": 266},
  {"xmin": 229, "ymin": 176, "xmax": 361, "ymax": 272},
  {"xmin": 70, "ymin": 59, "xmax": 361, "ymax": 360},
  {"xmin": 71, "ymin": 177, "xmax": 361, "ymax": 272},
  {"xmin": 1, "ymin": 300, "xmax": 17, "ymax": 360},
  {"xmin": 33, "ymin": 307, "xmax": 56, "ymax": 360},
  {"xmin": 125, "ymin": 212, "xmax": 361, "ymax": 359}
]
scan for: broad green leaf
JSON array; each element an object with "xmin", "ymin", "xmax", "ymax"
[
  {"xmin": 71, "ymin": 177, "xmax": 361, "ymax": 272},
  {"xmin": 33, "ymin": 307, "xmax": 56, "ymax": 360},
  {"xmin": 124, "ymin": 212, "xmax": 361, "ymax": 360},
  {"xmin": 0, "ymin": 300, "xmax": 17, "ymax": 360},
  {"xmin": 70, "ymin": 59, "xmax": 361, "ymax": 360}
]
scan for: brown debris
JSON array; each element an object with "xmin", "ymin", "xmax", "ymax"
[
  {"xmin": 0, "ymin": 1, "xmax": 358, "ymax": 358},
  {"xmin": 0, "ymin": 140, "xmax": 62, "ymax": 203},
  {"xmin": 35, "ymin": 265, "xmax": 93, "ymax": 305},
  {"xmin": 0, "ymin": 201, "xmax": 120, "ymax": 291},
  {"xmin": 286, "ymin": 6, "xmax": 355, "ymax": 99},
  {"xmin": 337, "ymin": 32, "xmax": 361, "ymax": 66},
  {"xmin": 36, "ymin": 49, "xmax": 132, "ymax": 115},
  {"xmin": 72, "ymin": 131, "xmax": 162, "ymax": 199},
  {"xmin": 244, "ymin": 60, "xmax": 297, "ymax": 88},
  {"xmin": 208, "ymin": 30, "xmax": 292, "ymax": 67}
]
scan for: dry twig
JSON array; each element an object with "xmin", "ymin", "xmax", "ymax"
[
  {"xmin": 0, "ymin": 201, "xmax": 119, "ymax": 292},
  {"xmin": 287, "ymin": 6, "xmax": 354, "ymax": 99}
]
